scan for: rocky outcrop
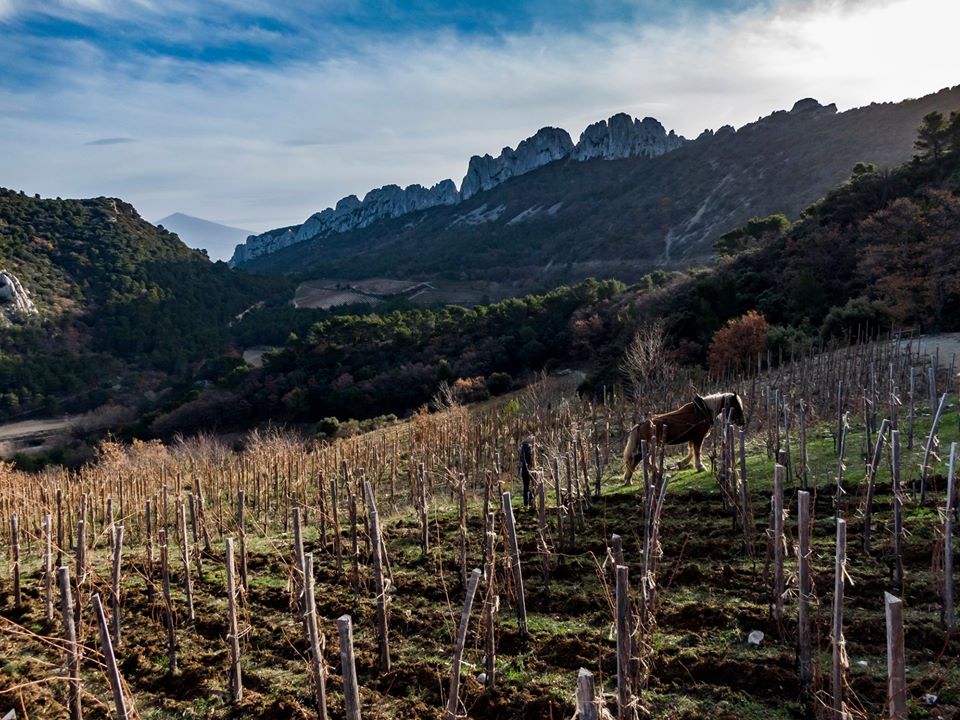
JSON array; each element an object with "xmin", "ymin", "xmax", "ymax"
[
  {"xmin": 326, "ymin": 180, "xmax": 459, "ymax": 236},
  {"xmin": 573, "ymin": 113, "xmax": 685, "ymax": 161},
  {"xmin": 230, "ymin": 225, "xmax": 299, "ymax": 265},
  {"xmin": 460, "ymin": 127, "xmax": 574, "ymax": 200},
  {"xmin": 0, "ymin": 270, "xmax": 37, "ymax": 321},
  {"xmin": 790, "ymin": 98, "xmax": 838, "ymax": 115},
  {"xmin": 231, "ymin": 180, "xmax": 458, "ymax": 265},
  {"xmin": 231, "ymin": 114, "xmax": 685, "ymax": 265}
]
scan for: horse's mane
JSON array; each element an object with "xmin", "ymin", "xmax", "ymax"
[{"xmin": 700, "ymin": 392, "xmax": 743, "ymax": 415}]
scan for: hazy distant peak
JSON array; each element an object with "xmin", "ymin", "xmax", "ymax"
[{"xmin": 156, "ymin": 212, "xmax": 252, "ymax": 261}]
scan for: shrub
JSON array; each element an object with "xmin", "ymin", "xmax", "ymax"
[
  {"xmin": 708, "ymin": 310, "xmax": 769, "ymax": 375},
  {"xmin": 820, "ymin": 298, "xmax": 890, "ymax": 341},
  {"xmin": 487, "ymin": 372, "xmax": 513, "ymax": 396},
  {"xmin": 316, "ymin": 416, "xmax": 340, "ymax": 438},
  {"xmin": 453, "ymin": 376, "xmax": 490, "ymax": 403}
]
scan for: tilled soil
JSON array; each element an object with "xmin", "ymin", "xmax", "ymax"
[{"xmin": 1, "ymin": 473, "xmax": 958, "ymax": 719}]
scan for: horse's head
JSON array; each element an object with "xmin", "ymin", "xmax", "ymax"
[{"xmin": 727, "ymin": 393, "xmax": 745, "ymax": 426}]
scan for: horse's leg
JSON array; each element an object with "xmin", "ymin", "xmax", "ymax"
[
  {"xmin": 694, "ymin": 435, "xmax": 707, "ymax": 472},
  {"xmin": 676, "ymin": 443, "xmax": 693, "ymax": 469}
]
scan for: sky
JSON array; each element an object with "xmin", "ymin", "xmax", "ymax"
[{"xmin": 1, "ymin": 0, "xmax": 958, "ymax": 254}]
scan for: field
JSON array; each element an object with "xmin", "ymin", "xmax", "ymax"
[
  {"xmin": 0, "ymin": 340, "xmax": 959, "ymax": 719},
  {"xmin": 293, "ymin": 278, "xmax": 516, "ymax": 309}
]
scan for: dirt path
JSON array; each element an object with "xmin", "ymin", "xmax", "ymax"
[
  {"xmin": 0, "ymin": 416, "xmax": 73, "ymax": 442},
  {"xmin": 913, "ymin": 332, "xmax": 960, "ymax": 369}
]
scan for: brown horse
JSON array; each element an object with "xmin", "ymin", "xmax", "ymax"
[{"xmin": 622, "ymin": 392, "xmax": 745, "ymax": 483}]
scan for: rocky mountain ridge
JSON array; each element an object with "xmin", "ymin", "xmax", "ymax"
[
  {"xmin": 235, "ymin": 86, "xmax": 960, "ymax": 285},
  {"xmin": 229, "ymin": 112, "xmax": 686, "ymax": 265}
]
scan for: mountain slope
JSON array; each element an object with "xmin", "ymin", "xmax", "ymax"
[
  {"xmin": 0, "ymin": 190, "xmax": 289, "ymax": 419},
  {"xmin": 156, "ymin": 213, "xmax": 252, "ymax": 261},
  {"xmin": 230, "ymin": 113, "xmax": 684, "ymax": 265},
  {"xmin": 239, "ymin": 86, "xmax": 960, "ymax": 288},
  {"xmin": 180, "ymin": 120, "xmax": 960, "ymax": 433}
]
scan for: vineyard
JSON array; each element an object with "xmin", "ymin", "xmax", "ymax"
[{"xmin": 0, "ymin": 338, "xmax": 958, "ymax": 719}]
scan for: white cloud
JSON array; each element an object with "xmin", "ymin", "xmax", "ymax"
[
  {"xmin": 1, "ymin": 0, "xmax": 958, "ymax": 238},
  {"xmin": 0, "ymin": 0, "xmax": 18, "ymax": 21}
]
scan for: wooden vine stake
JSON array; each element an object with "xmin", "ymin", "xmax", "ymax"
[
  {"xmin": 188, "ymin": 493, "xmax": 202, "ymax": 573},
  {"xmin": 44, "ymin": 513, "xmax": 54, "ymax": 621},
  {"xmin": 483, "ymin": 511, "xmax": 497, "ymax": 693},
  {"xmin": 336, "ymin": 615, "xmax": 362, "ymax": 720},
  {"xmin": 348, "ymin": 490, "xmax": 359, "ymax": 593},
  {"xmin": 329, "ymin": 480, "xmax": 343, "ymax": 575},
  {"xmin": 111, "ymin": 524, "xmax": 124, "ymax": 646},
  {"xmin": 552, "ymin": 457, "xmax": 564, "ymax": 555},
  {"xmin": 92, "ymin": 593, "xmax": 130, "ymax": 720},
  {"xmin": 739, "ymin": 430, "xmax": 754, "ymax": 558},
  {"xmin": 610, "ymin": 534, "xmax": 624, "ymax": 568},
  {"xmin": 418, "ymin": 462, "xmax": 429, "ymax": 557},
  {"xmin": 292, "ymin": 506, "xmax": 307, "ymax": 635},
  {"xmin": 56, "ymin": 487, "xmax": 64, "ymax": 568},
  {"xmin": 364, "ymin": 481, "xmax": 391, "ymax": 672},
  {"xmin": 773, "ymin": 464, "xmax": 785, "ymax": 624},
  {"xmin": 159, "ymin": 528, "xmax": 177, "ymax": 673},
  {"xmin": 74, "ymin": 517, "xmax": 85, "ymax": 625},
  {"xmin": 892, "ymin": 430, "xmax": 905, "ymax": 591},
  {"xmin": 798, "ymin": 399, "xmax": 809, "ymax": 490},
  {"xmin": 501, "ymin": 492, "xmax": 528, "ymax": 637},
  {"xmin": 237, "ymin": 490, "xmax": 249, "ymax": 592},
  {"xmin": 944, "ymin": 442, "xmax": 956, "ymax": 631},
  {"xmin": 831, "ymin": 518, "xmax": 847, "ymax": 718},
  {"xmin": 576, "ymin": 668, "xmax": 600, "ymax": 720},
  {"xmin": 225, "ymin": 537, "xmax": 243, "ymax": 703},
  {"xmin": 179, "ymin": 502, "xmax": 195, "ymax": 623},
  {"xmin": 616, "ymin": 564, "xmax": 634, "ymax": 720},
  {"xmin": 920, "ymin": 393, "xmax": 948, "ymax": 503},
  {"xmin": 10, "ymin": 513, "xmax": 20, "ymax": 607},
  {"xmin": 884, "ymin": 592, "xmax": 907, "ymax": 719},
  {"xmin": 145, "ymin": 498, "xmax": 154, "ymax": 601},
  {"xmin": 797, "ymin": 491, "xmax": 812, "ymax": 693},
  {"xmin": 536, "ymin": 471, "xmax": 550, "ymax": 589},
  {"xmin": 566, "ymin": 454, "xmax": 576, "ymax": 548},
  {"xmin": 303, "ymin": 553, "xmax": 328, "ymax": 719},
  {"xmin": 458, "ymin": 473, "xmax": 468, "ymax": 586},
  {"xmin": 58, "ymin": 566, "xmax": 82, "ymax": 720},
  {"xmin": 445, "ymin": 567, "xmax": 481, "ymax": 720},
  {"xmin": 863, "ymin": 418, "xmax": 890, "ymax": 553}
]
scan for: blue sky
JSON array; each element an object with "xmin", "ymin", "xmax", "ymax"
[{"xmin": 1, "ymin": 0, "xmax": 958, "ymax": 255}]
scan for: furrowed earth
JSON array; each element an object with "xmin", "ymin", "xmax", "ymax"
[{"xmin": 1, "ymin": 408, "xmax": 958, "ymax": 719}]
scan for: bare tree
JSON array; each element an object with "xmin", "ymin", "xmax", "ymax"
[
  {"xmin": 432, "ymin": 381, "xmax": 460, "ymax": 412},
  {"xmin": 621, "ymin": 320, "xmax": 676, "ymax": 406}
]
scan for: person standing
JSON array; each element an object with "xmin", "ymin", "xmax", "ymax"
[{"xmin": 519, "ymin": 434, "xmax": 536, "ymax": 508}]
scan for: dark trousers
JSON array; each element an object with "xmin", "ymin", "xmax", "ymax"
[{"xmin": 521, "ymin": 468, "xmax": 532, "ymax": 506}]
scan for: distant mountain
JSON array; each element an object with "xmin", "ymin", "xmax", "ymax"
[
  {"xmin": 234, "ymin": 85, "xmax": 960, "ymax": 288},
  {"xmin": 229, "ymin": 113, "xmax": 684, "ymax": 265},
  {"xmin": 163, "ymin": 130, "xmax": 960, "ymax": 434},
  {"xmin": 157, "ymin": 212, "xmax": 252, "ymax": 261}
]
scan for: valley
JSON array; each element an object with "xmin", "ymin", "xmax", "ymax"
[{"xmin": 1, "ymin": 8, "xmax": 959, "ymax": 713}]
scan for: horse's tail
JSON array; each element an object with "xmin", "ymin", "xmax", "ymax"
[{"xmin": 623, "ymin": 424, "xmax": 639, "ymax": 484}]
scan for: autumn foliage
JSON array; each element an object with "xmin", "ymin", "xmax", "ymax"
[{"xmin": 708, "ymin": 310, "xmax": 769, "ymax": 375}]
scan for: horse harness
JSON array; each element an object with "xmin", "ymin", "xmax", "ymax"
[{"xmin": 650, "ymin": 395, "xmax": 715, "ymax": 444}]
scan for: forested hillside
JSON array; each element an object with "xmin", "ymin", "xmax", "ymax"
[
  {"xmin": 169, "ymin": 112, "xmax": 960, "ymax": 437},
  {"xmin": 3, "ymin": 107, "xmax": 958, "ymax": 437},
  {"xmin": 649, "ymin": 111, "xmax": 960, "ymax": 360},
  {"xmin": 0, "ymin": 190, "xmax": 290, "ymax": 418}
]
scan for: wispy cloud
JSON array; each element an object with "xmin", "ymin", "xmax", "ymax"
[
  {"xmin": 0, "ymin": 0, "xmax": 956, "ymax": 233},
  {"xmin": 85, "ymin": 136, "xmax": 136, "ymax": 145}
]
